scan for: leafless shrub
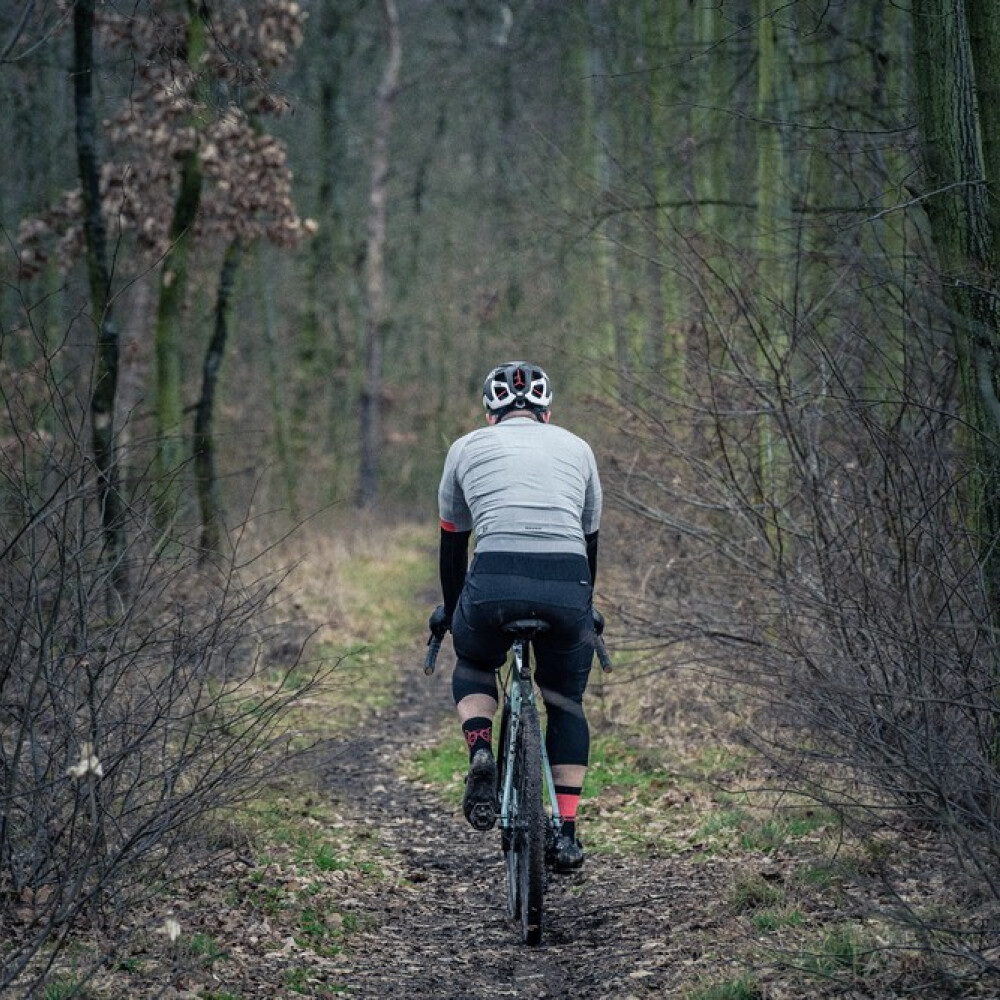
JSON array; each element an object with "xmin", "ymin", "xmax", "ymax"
[
  {"xmin": 607, "ymin": 252, "xmax": 1000, "ymax": 984},
  {"xmin": 0, "ymin": 329, "xmax": 328, "ymax": 994}
]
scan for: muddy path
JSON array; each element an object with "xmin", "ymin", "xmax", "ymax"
[{"xmin": 318, "ymin": 646, "xmax": 741, "ymax": 999}]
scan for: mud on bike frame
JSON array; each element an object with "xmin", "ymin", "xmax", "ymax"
[{"xmin": 423, "ymin": 614, "xmax": 611, "ymax": 946}]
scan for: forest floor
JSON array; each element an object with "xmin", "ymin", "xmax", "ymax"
[{"xmin": 35, "ymin": 521, "xmax": 998, "ymax": 1000}]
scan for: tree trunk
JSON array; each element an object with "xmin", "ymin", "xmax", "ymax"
[
  {"xmin": 152, "ymin": 0, "xmax": 206, "ymax": 533},
  {"xmin": 587, "ymin": 0, "xmax": 632, "ymax": 402},
  {"xmin": 967, "ymin": 1, "xmax": 1000, "ymax": 275},
  {"xmin": 194, "ymin": 239, "xmax": 242, "ymax": 562},
  {"xmin": 257, "ymin": 245, "xmax": 299, "ymax": 521},
  {"xmin": 303, "ymin": 0, "xmax": 358, "ymax": 502},
  {"xmin": 693, "ymin": 1, "xmax": 728, "ymax": 238},
  {"xmin": 754, "ymin": 1, "xmax": 791, "ymax": 530},
  {"xmin": 496, "ymin": 4, "xmax": 521, "ymax": 317},
  {"xmin": 912, "ymin": 0, "xmax": 1000, "ymax": 774},
  {"xmin": 358, "ymin": 0, "xmax": 401, "ymax": 507},
  {"xmin": 73, "ymin": 0, "xmax": 127, "ymax": 597},
  {"xmin": 637, "ymin": 1, "xmax": 664, "ymax": 380},
  {"xmin": 912, "ymin": 0, "xmax": 1000, "ymax": 606}
]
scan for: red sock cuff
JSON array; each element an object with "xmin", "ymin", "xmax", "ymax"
[{"xmin": 554, "ymin": 785, "xmax": 582, "ymax": 821}]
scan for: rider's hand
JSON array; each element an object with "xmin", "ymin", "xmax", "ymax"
[
  {"xmin": 591, "ymin": 607, "xmax": 605, "ymax": 636},
  {"xmin": 429, "ymin": 604, "xmax": 452, "ymax": 639}
]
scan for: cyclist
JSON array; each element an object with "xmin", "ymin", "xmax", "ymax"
[{"xmin": 430, "ymin": 361, "xmax": 603, "ymax": 872}]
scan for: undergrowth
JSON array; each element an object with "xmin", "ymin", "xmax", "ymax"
[{"xmin": 24, "ymin": 521, "xmax": 990, "ymax": 998}]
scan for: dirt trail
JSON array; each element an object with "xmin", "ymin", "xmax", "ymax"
[{"xmin": 318, "ymin": 645, "xmax": 739, "ymax": 999}]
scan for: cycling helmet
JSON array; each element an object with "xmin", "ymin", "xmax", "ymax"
[{"xmin": 482, "ymin": 361, "xmax": 553, "ymax": 421}]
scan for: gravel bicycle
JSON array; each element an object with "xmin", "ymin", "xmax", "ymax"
[{"xmin": 424, "ymin": 613, "xmax": 611, "ymax": 945}]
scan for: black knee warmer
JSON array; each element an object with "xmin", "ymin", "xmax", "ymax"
[
  {"xmin": 544, "ymin": 702, "xmax": 590, "ymax": 767},
  {"xmin": 452, "ymin": 661, "xmax": 498, "ymax": 704}
]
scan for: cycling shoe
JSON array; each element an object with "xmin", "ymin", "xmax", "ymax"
[{"xmin": 463, "ymin": 748, "xmax": 498, "ymax": 831}]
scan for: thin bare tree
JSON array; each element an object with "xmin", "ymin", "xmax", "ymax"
[
  {"xmin": 73, "ymin": 0, "xmax": 126, "ymax": 597},
  {"xmin": 358, "ymin": 0, "xmax": 402, "ymax": 507}
]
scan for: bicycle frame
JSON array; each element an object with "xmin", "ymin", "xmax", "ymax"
[{"xmin": 498, "ymin": 637, "xmax": 561, "ymax": 840}]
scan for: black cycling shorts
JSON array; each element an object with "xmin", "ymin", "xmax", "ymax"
[{"xmin": 450, "ymin": 551, "xmax": 595, "ymax": 766}]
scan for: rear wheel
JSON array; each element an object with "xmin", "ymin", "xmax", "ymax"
[
  {"xmin": 498, "ymin": 700, "xmax": 518, "ymax": 920},
  {"xmin": 515, "ymin": 695, "xmax": 545, "ymax": 945}
]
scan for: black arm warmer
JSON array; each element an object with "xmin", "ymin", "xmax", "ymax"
[
  {"xmin": 585, "ymin": 530, "xmax": 599, "ymax": 587},
  {"xmin": 439, "ymin": 528, "xmax": 471, "ymax": 615}
]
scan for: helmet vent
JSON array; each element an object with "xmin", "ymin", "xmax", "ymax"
[{"xmin": 482, "ymin": 361, "xmax": 553, "ymax": 416}]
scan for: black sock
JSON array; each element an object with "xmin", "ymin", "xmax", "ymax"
[{"xmin": 462, "ymin": 717, "xmax": 492, "ymax": 760}]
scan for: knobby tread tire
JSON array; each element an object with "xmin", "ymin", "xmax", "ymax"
[
  {"xmin": 516, "ymin": 695, "xmax": 545, "ymax": 946},
  {"xmin": 498, "ymin": 700, "xmax": 518, "ymax": 920}
]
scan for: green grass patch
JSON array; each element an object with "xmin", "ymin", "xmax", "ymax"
[
  {"xmin": 692, "ymin": 805, "xmax": 836, "ymax": 856},
  {"xmin": 751, "ymin": 907, "xmax": 805, "ymax": 933},
  {"xmin": 243, "ymin": 880, "xmax": 288, "ymax": 916},
  {"xmin": 686, "ymin": 973, "xmax": 763, "ymax": 1000},
  {"xmin": 797, "ymin": 863, "xmax": 838, "ymax": 888},
  {"xmin": 188, "ymin": 932, "xmax": 228, "ymax": 968},
  {"xmin": 409, "ymin": 731, "xmax": 468, "ymax": 810},
  {"xmin": 793, "ymin": 860, "xmax": 852, "ymax": 899},
  {"xmin": 698, "ymin": 809, "xmax": 747, "ymax": 840},
  {"xmin": 781, "ymin": 809, "xmax": 836, "ymax": 838},
  {"xmin": 313, "ymin": 842, "xmax": 349, "ymax": 872},
  {"xmin": 224, "ymin": 791, "xmax": 388, "ymax": 953},
  {"xmin": 242, "ymin": 795, "xmax": 383, "ymax": 877},
  {"xmin": 282, "ymin": 966, "xmax": 311, "ymax": 994},
  {"xmin": 266, "ymin": 666, "xmax": 313, "ymax": 690},
  {"xmin": 798, "ymin": 923, "xmax": 880, "ymax": 978},
  {"xmin": 741, "ymin": 818, "xmax": 788, "ymax": 853},
  {"xmin": 586, "ymin": 734, "xmax": 675, "ymax": 799},
  {"xmin": 43, "ymin": 978, "xmax": 84, "ymax": 1000},
  {"xmin": 687, "ymin": 744, "xmax": 751, "ymax": 780},
  {"xmin": 730, "ymin": 873, "xmax": 785, "ymax": 912},
  {"xmin": 295, "ymin": 902, "xmax": 361, "ymax": 957}
]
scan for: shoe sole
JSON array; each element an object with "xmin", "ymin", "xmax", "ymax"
[
  {"xmin": 464, "ymin": 755, "xmax": 498, "ymax": 831},
  {"xmin": 466, "ymin": 801, "xmax": 497, "ymax": 831}
]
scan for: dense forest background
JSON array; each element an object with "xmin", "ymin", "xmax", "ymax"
[{"xmin": 4, "ymin": 0, "xmax": 1000, "ymax": 993}]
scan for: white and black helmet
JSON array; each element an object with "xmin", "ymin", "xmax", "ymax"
[{"xmin": 482, "ymin": 361, "xmax": 553, "ymax": 420}]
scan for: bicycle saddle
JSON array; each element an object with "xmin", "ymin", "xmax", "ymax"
[{"xmin": 502, "ymin": 618, "xmax": 551, "ymax": 637}]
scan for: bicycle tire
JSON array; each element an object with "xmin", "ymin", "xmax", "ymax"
[
  {"xmin": 498, "ymin": 699, "xmax": 519, "ymax": 920},
  {"xmin": 515, "ymin": 694, "xmax": 545, "ymax": 946}
]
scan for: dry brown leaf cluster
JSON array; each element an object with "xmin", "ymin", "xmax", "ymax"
[{"xmin": 14, "ymin": 0, "xmax": 312, "ymax": 280}]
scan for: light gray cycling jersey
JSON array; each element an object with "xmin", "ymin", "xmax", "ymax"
[{"xmin": 438, "ymin": 417, "xmax": 602, "ymax": 555}]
